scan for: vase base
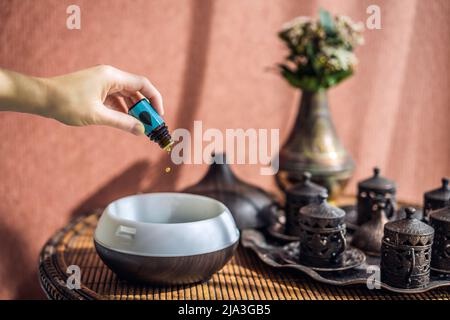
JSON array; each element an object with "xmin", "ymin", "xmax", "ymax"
[{"xmin": 275, "ymin": 169, "xmax": 352, "ymax": 200}]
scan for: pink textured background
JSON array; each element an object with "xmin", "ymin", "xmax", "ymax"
[{"xmin": 0, "ymin": 0, "xmax": 449, "ymax": 299}]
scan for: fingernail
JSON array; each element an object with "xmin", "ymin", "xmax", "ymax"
[{"xmin": 132, "ymin": 123, "xmax": 146, "ymax": 136}]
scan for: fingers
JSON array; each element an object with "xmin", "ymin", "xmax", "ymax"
[
  {"xmin": 93, "ymin": 104, "xmax": 146, "ymax": 136},
  {"xmin": 99, "ymin": 65, "xmax": 164, "ymax": 115},
  {"xmin": 104, "ymin": 93, "xmax": 129, "ymax": 113},
  {"xmin": 111, "ymin": 91, "xmax": 138, "ymax": 111}
]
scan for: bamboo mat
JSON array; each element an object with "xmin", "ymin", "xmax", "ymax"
[{"xmin": 39, "ymin": 212, "xmax": 450, "ymax": 300}]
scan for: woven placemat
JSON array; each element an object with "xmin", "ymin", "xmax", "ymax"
[{"xmin": 39, "ymin": 212, "xmax": 450, "ymax": 300}]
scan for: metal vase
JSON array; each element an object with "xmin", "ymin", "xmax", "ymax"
[{"xmin": 275, "ymin": 90, "xmax": 355, "ymax": 199}]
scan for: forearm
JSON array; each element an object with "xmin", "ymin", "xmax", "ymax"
[{"xmin": 0, "ymin": 68, "xmax": 50, "ymax": 117}]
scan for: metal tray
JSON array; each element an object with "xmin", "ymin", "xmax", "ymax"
[{"xmin": 241, "ymin": 229, "xmax": 450, "ymax": 294}]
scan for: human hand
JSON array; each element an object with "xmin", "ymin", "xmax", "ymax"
[{"xmin": 43, "ymin": 65, "xmax": 164, "ymax": 135}]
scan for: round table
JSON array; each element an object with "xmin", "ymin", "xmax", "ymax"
[{"xmin": 39, "ymin": 211, "xmax": 450, "ymax": 300}]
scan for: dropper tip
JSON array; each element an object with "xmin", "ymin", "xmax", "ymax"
[{"xmin": 162, "ymin": 140, "xmax": 174, "ymax": 152}]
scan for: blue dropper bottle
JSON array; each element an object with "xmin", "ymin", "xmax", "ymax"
[{"xmin": 128, "ymin": 98, "xmax": 174, "ymax": 150}]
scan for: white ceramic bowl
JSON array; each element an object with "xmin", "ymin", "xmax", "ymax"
[{"xmin": 94, "ymin": 193, "xmax": 239, "ymax": 284}]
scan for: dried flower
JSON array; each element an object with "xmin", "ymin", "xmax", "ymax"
[{"xmin": 278, "ymin": 9, "xmax": 364, "ymax": 91}]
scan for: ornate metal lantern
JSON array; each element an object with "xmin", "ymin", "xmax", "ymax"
[
  {"xmin": 423, "ymin": 178, "xmax": 450, "ymax": 221},
  {"xmin": 429, "ymin": 206, "xmax": 450, "ymax": 273},
  {"xmin": 357, "ymin": 167, "xmax": 396, "ymax": 225},
  {"xmin": 298, "ymin": 193, "xmax": 346, "ymax": 268},
  {"xmin": 284, "ymin": 172, "xmax": 327, "ymax": 236},
  {"xmin": 381, "ymin": 208, "xmax": 434, "ymax": 289}
]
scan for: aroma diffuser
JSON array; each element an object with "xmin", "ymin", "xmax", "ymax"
[{"xmin": 94, "ymin": 193, "xmax": 240, "ymax": 285}]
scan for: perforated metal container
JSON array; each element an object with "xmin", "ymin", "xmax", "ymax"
[
  {"xmin": 430, "ymin": 206, "xmax": 450, "ymax": 273},
  {"xmin": 357, "ymin": 167, "xmax": 396, "ymax": 224},
  {"xmin": 298, "ymin": 193, "xmax": 346, "ymax": 268},
  {"xmin": 423, "ymin": 178, "xmax": 450, "ymax": 220},
  {"xmin": 284, "ymin": 172, "xmax": 327, "ymax": 236},
  {"xmin": 381, "ymin": 208, "xmax": 434, "ymax": 289}
]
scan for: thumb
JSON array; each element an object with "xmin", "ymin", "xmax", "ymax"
[{"xmin": 94, "ymin": 105, "xmax": 145, "ymax": 136}]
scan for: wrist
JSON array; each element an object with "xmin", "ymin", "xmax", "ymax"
[{"xmin": 31, "ymin": 76, "xmax": 52, "ymax": 116}]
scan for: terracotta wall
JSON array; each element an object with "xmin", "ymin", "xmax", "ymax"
[{"xmin": 0, "ymin": 0, "xmax": 448, "ymax": 299}]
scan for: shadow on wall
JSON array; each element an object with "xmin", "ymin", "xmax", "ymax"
[
  {"xmin": 0, "ymin": 222, "xmax": 44, "ymax": 299},
  {"xmin": 145, "ymin": 0, "xmax": 215, "ymax": 192},
  {"xmin": 72, "ymin": 160, "xmax": 152, "ymax": 218}
]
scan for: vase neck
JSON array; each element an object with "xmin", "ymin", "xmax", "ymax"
[
  {"xmin": 300, "ymin": 89, "xmax": 328, "ymax": 108},
  {"xmin": 297, "ymin": 90, "xmax": 329, "ymax": 122}
]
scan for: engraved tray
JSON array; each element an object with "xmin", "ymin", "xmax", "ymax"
[{"xmin": 241, "ymin": 229, "xmax": 450, "ymax": 294}]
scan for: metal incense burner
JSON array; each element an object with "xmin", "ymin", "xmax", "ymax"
[
  {"xmin": 298, "ymin": 193, "xmax": 346, "ymax": 268},
  {"xmin": 423, "ymin": 178, "xmax": 450, "ymax": 221},
  {"xmin": 430, "ymin": 206, "xmax": 450, "ymax": 273},
  {"xmin": 357, "ymin": 167, "xmax": 396, "ymax": 225},
  {"xmin": 381, "ymin": 208, "xmax": 434, "ymax": 289},
  {"xmin": 284, "ymin": 172, "xmax": 327, "ymax": 236}
]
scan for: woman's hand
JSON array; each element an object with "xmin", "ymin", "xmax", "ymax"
[
  {"xmin": 44, "ymin": 65, "xmax": 164, "ymax": 135},
  {"xmin": 0, "ymin": 65, "xmax": 164, "ymax": 135}
]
